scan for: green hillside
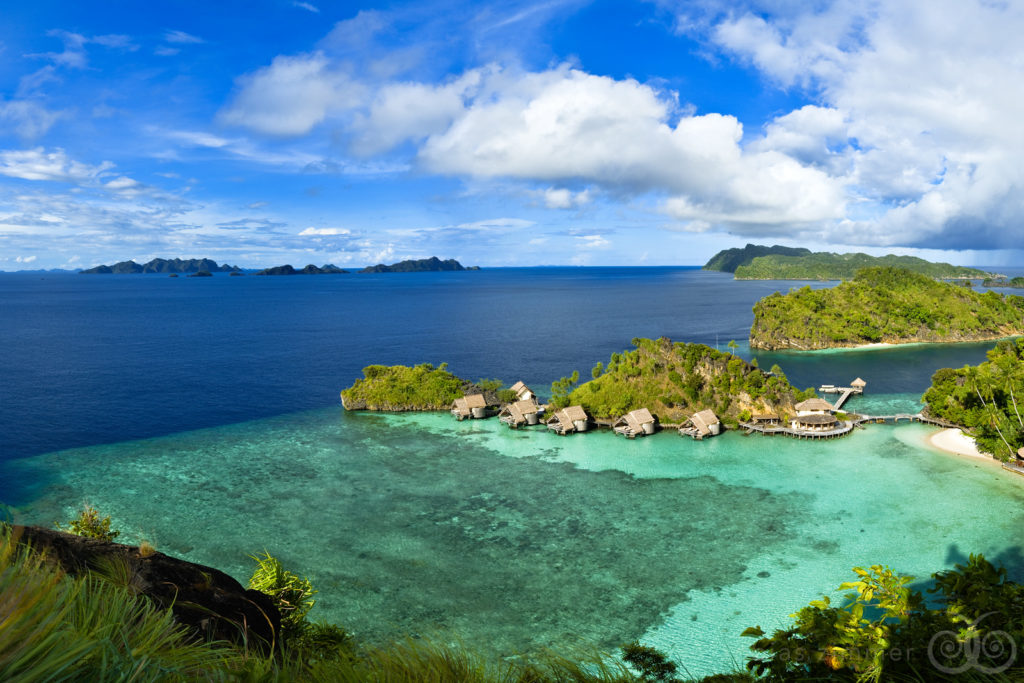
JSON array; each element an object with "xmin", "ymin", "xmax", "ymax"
[
  {"xmin": 735, "ymin": 252, "xmax": 988, "ymax": 280},
  {"xmin": 558, "ymin": 337, "xmax": 812, "ymax": 423},
  {"xmin": 750, "ymin": 267, "xmax": 1024, "ymax": 350}
]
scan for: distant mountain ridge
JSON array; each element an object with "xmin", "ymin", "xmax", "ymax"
[
  {"xmin": 703, "ymin": 244, "xmax": 812, "ymax": 272},
  {"xmin": 255, "ymin": 264, "xmax": 349, "ymax": 275},
  {"xmin": 359, "ymin": 256, "xmax": 477, "ymax": 273},
  {"xmin": 80, "ymin": 258, "xmax": 240, "ymax": 274}
]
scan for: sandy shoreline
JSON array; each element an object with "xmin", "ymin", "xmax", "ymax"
[{"xmin": 927, "ymin": 428, "xmax": 995, "ymax": 462}]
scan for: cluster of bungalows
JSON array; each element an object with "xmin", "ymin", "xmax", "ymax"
[{"xmin": 452, "ymin": 382, "xmax": 725, "ymax": 442}]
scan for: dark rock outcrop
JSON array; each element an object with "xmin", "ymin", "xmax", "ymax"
[
  {"xmin": 256, "ymin": 264, "xmax": 349, "ymax": 275},
  {"xmin": 11, "ymin": 526, "xmax": 280, "ymax": 649},
  {"xmin": 359, "ymin": 256, "xmax": 473, "ymax": 273}
]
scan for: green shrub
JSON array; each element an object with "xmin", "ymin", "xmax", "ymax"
[
  {"xmin": 248, "ymin": 551, "xmax": 317, "ymax": 636},
  {"xmin": 57, "ymin": 504, "xmax": 120, "ymax": 542}
]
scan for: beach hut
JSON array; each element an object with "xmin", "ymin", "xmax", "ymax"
[
  {"xmin": 451, "ymin": 393, "xmax": 488, "ymax": 420},
  {"xmin": 509, "ymin": 381, "xmax": 535, "ymax": 402},
  {"xmin": 751, "ymin": 413, "xmax": 781, "ymax": 425},
  {"xmin": 795, "ymin": 398, "xmax": 834, "ymax": 415},
  {"xmin": 613, "ymin": 408, "xmax": 657, "ymax": 438},
  {"xmin": 794, "ymin": 413, "xmax": 838, "ymax": 432},
  {"xmin": 499, "ymin": 399, "xmax": 541, "ymax": 428},
  {"xmin": 546, "ymin": 405, "xmax": 589, "ymax": 435},
  {"xmin": 680, "ymin": 409, "xmax": 721, "ymax": 440},
  {"xmin": 851, "ymin": 377, "xmax": 866, "ymax": 393}
]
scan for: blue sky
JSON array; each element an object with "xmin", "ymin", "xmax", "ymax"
[{"xmin": 2, "ymin": 0, "xmax": 1024, "ymax": 269}]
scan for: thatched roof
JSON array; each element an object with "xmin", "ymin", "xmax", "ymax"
[
  {"xmin": 1018, "ymin": 446, "xmax": 1024, "ymax": 459},
  {"xmin": 689, "ymin": 409, "xmax": 719, "ymax": 436},
  {"xmin": 851, "ymin": 377, "xmax": 866, "ymax": 387},
  {"xmin": 549, "ymin": 405, "xmax": 588, "ymax": 432},
  {"xmin": 463, "ymin": 394, "xmax": 487, "ymax": 409},
  {"xmin": 453, "ymin": 393, "xmax": 488, "ymax": 415},
  {"xmin": 615, "ymin": 408, "xmax": 655, "ymax": 433},
  {"xmin": 795, "ymin": 398, "xmax": 833, "ymax": 412},
  {"xmin": 796, "ymin": 413, "xmax": 837, "ymax": 426},
  {"xmin": 505, "ymin": 399, "xmax": 539, "ymax": 422},
  {"xmin": 752, "ymin": 412, "xmax": 780, "ymax": 421},
  {"xmin": 510, "ymin": 381, "xmax": 532, "ymax": 396},
  {"xmin": 562, "ymin": 405, "xmax": 588, "ymax": 422}
]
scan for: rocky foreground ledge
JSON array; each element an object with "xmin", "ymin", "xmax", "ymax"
[{"xmin": 10, "ymin": 525, "xmax": 280, "ymax": 647}]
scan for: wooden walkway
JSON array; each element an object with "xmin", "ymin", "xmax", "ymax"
[
  {"xmin": 1002, "ymin": 462, "xmax": 1024, "ymax": 477},
  {"xmin": 851, "ymin": 413, "xmax": 959, "ymax": 428},
  {"xmin": 832, "ymin": 388, "xmax": 856, "ymax": 410},
  {"xmin": 740, "ymin": 420, "xmax": 854, "ymax": 439}
]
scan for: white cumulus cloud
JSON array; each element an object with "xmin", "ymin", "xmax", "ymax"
[{"xmin": 219, "ymin": 53, "xmax": 365, "ymax": 136}]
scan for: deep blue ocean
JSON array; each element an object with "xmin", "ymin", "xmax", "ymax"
[
  {"xmin": 3, "ymin": 267, "xmax": 1023, "ymax": 676},
  {"xmin": 0, "ymin": 267, "xmax": 1007, "ymax": 461}
]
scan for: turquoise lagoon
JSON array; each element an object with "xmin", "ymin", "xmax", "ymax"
[{"xmin": 5, "ymin": 392, "xmax": 1024, "ymax": 678}]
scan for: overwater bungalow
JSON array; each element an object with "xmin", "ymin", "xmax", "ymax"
[
  {"xmin": 613, "ymin": 408, "xmax": 657, "ymax": 438},
  {"xmin": 509, "ymin": 381, "xmax": 536, "ymax": 402},
  {"xmin": 851, "ymin": 377, "xmax": 866, "ymax": 392},
  {"xmin": 679, "ymin": 409, "xmax": 721, "ymax": 440},
  {"xmin": 499, "ymin": 399, "xmax": 542, "ymax": 428},
  {"xmin": 751, "ymin": 412, "xmax": 781, "ymax": 425},
  {"xmin": 546, "ymin": 405, "xmax": 589, "ymax": 435},
  {"xmin": 451, "ymin": 393, "xmax": 488, "ymax": 420},
  {"xmin": 793, "ymin": 413, "xmax": 838, "ymax": 431},
  {"xmin": 795, "ymin": 398, "xmax": 834, "ymax": 415}
]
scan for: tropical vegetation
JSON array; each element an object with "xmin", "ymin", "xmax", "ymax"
[
  {"xmin": 733, "ymin": 251, "xmax": 988, "ymax": 281},
  {"xmin": 744, "ymin": 554, "xmax": 1024, "ymax": 681},
  {"xmin": 340, "ymin": 362, "xmax": 470, "ymax": 410},
  {"xmin": 750, "ymin": 267, "xmax": 1024, "ymax": 350},
  {"xmin": 922, "ymin": 338, "xmax": 1024, "ymax": 460},
  {"xmin": 553, "ymin": 337, "xmax": 814, "ymax": 423}
]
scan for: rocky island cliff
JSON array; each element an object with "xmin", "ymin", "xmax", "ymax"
[{"xmin": 750, "ymin": 267, "xmax": 1024, "ymax": 350}]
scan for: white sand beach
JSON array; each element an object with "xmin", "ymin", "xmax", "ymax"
[{"xmin": 928, "ymin": 428, "xmax": 993, "ymax": 461}]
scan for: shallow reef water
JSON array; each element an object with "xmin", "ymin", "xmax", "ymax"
[{"xmin": 5, "ymin": 396, "xmax": 1024, "ymax": 677}]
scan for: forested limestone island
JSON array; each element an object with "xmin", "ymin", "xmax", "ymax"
[
  {"xmin": 255, "ymin": 264, "xmax": 349, "ymax": 275},
  {"xmin": 552, "ymin": 337, "xmax": 815, "ymax": 425},
  {"xmin": 735, "ymin": 251, "xmax": 988, "ymax": 281},
  {"xmin": 79, "ymin": 258, "xmax": 241, "ymax": 274},
  {"xmin": 340, "ymin": 363, "xmax": 499, "ymax": 411},
  {"xmin": 702, "ymin": 243, "xmax": 990, "ymax": 280},
  {"xmin": 358, "ymin": 256, "xmax": 478, "ymax": 273},
  {"xmin": 923, "ymin": 338, "xmax": 1024, "ymax": 461},
  {"xmin": 702, "ymin": 243, "xmax": 812, "ymax": 272},
  {"xmin": 983, "ymin": 276, "xmax": 1024, "ymax": 288},
  {"xmin": 750, "ymin": 267, "xmax": 1024, "ymax": 350}
]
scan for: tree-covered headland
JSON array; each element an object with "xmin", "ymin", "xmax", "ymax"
[
  {"xmin": 922, "ymin": 338, "xmax": 1024, "ymax": 460},
  {"xmin": 751, "ymin": 267, "xmax": 1024, "ymax": 350}
]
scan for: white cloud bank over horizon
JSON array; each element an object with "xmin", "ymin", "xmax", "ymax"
[{"xmin": 218, "ymin": 0, "xmax": 1024, "ymax": 253}]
